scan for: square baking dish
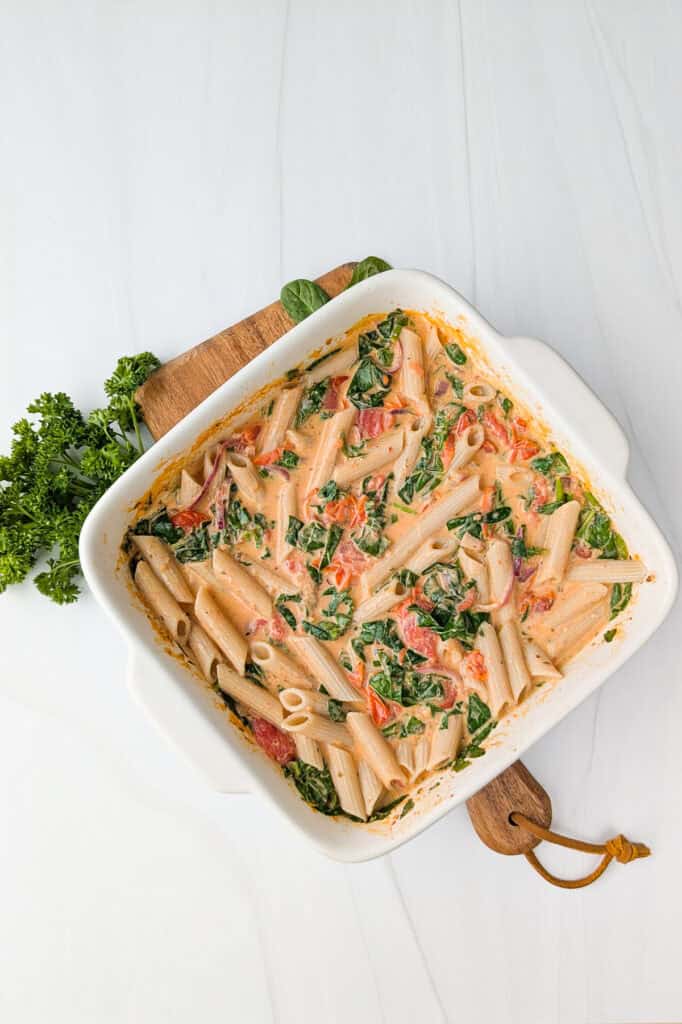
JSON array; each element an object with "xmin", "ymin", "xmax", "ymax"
[{"xmin": 80, "ymin": 270, "xmax": 678, "ymax": 861}]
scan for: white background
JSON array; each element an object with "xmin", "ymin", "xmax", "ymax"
[{"xmin": 1, "ymin": 2, "xmax": 681, "ymax": 1022}]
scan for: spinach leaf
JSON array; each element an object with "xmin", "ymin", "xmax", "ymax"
[
  {"xmin": 610, "ymin": 582, "xmax": 632, "ymax": 619},
  {"xmin": 320, "ymin": 523, "xmax": 343, "ymax": 570},
  {"xmin": 297, "ymin": 520, "xmax": 328, "ymax": 552},
  {"xmin": 530, "ymin": 451, "xmax": 570, "ymax": 477},
  {"xmin": 467, "ymin": 693, "xmax": 491, "ymax": 733},
  {"xmin": 223, "ymin": 493, "xmax": 271, "ymax": 548},
  {"xmin": 395, "ymin": 568, "xmax": 418, "ymax": 588},
  {"xmin": 354, "ymin": 618, "xmax": 403, "ymax": 660},
  {"xmin": 576, "ymin": 492, "xmax": 628, "ymax": 559},
  {"xmin": 327, "ymin": 699, "xmax": 347, "ymax": 722},
  {"xmin": 174, "ymin": 524, "xmax": 211, "ymax": 563},
  {"xmin": 306, "ymin": 347, "xmax": 340, "ymax": 372},
  {"xmin": 342, "ymin": 435, "xmax": 368, "ymax": 458},
  {"xmin": 367, "ymin": 795, "xmax": 407, "ymax": 821},
  {"xmin": 294, "ymin": 380, "xmax": 329, "ymax": 427},
  {"xmin": 352, "ymin": 474, "xmax": 390, "ymax": 556},
  {"xmin": 280, "ymin": 279, "xmax": 330, "ymax": 324},
  {"xmin": 347, "ymin": 359, "xmax": 391, "ymax": 409},
  {"xmin": 445, "ymin": 341, "xmax": 467, "ymax": 365},
  {"xmin": 604, "ymin": 628, "xmax": 617, "ymax": 642},
  {"xmin": 276, "ymin": 449, "xmax": 299, "ymax": 469},
  {"xmin": 400, "ymin": 798, "xmax": 415, "ymax": 818},
  {"xmin": 314, "ymin": 479, "xmax": 344, "ymax": 510},
  {"xmin": 498, "ymin": 394, "xmax": 513, "ymax": 417},
  {"xmin": 285, "ymin": 761, "xmax": 340, "ymax": 815},
  {"xmin": 347, "ymin": 257, "xmax": 392, "ymax": 288},
  {"xmin": 446, "ymin": 373, "xmax": 464, "ymax": 398},
  {"xmin": 398, "ymin": 406, "xmax": 462, "ymax": 503},
  {"xmin": 275, "ymin": 592, "xmax": 301, "ymax": 630},
  {"xmin": 381, "ymin": 715, "xmax": 425, "ymax": 739},
  {"xmin": 285, "ymin": 515, "xmax": 303, "ymax": 547},
  {"xmin": 447, "ymin": 506, "xmax": 511, "ymax": 536},
  {"xmin": 133, "ymin": 507, "xmax": 183, "ymax": 544},
  {"xmin": 511, "ymin": 525, "xmax": 543, "ymax": 560},
  {"xmin": 303, "ymin": 586, "xmax": 353, "ymax": 641}
]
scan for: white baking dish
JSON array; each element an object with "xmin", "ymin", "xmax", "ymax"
[{"xmin": 79, "ymin": 270, "xmax": 678, "ymax": 862}]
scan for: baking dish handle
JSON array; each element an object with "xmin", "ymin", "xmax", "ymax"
[
  {"xmin": 506, "ymin": 336, "xmax": 630, "ymax": 479},
  {"xmin": 126, "ymin": 649, "xmax": 251, "ymax": 793}
]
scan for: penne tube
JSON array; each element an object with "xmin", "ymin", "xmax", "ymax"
[
  {"xmin": 405, "ymin": 534, "xmax": 458, "ymax": 575},
  {"xmin": 459, "ymin": 549, "xmax": 490, "ymax": 603},
  {"xmin": 460, "ymin": 531, "xmax": 485, "ymax": 557},
  {"xmin": 187, "ymin": 621, "xmax": 222, "ymax": 683},
  {"xmin": 216, "ymin": 664, "xmax": 283, "ymax": 726},
  {"xmin": 423, "ymin": 323, "xmax": 443, "ymax": 363},
  {"xmin": 275, "ymin": 478, "xmax": 297, "ymax": 565},
  {"xmin": 353, "ymin": 578, "xmax": 409, "ymax": 623},
  {"xmin": 180, "ymin": 468, "xmax": 202, "ymax": 506},
  {"xmin": 245, "ymin": 561, "xmax": 299, "ymax": 600},
  {"xmin": 249, "ymin": 640, "xmax": 312, "ymax": 690},
  {"xmin": 202, "ymin": 445, "xmax": 217, "ymax": 482},
  {"xmin": 212, "ymin": 547, "xmax": 273, "ymax": 618},
  {"xmin": 333, "ymin": 428, "xmax": 404, "ymax": 487},
  {"xmin": 306, "ymin": 408, "xmax": 355, "ymax": 500},
  {"xmin": 135, "ymin": 561, "xmax": 190, "ymax": 643},
  {"xmin": 496, "ymin": 464, "xmax": 533, "ymax": 488},
  {"xmin": 450, "ymin": 424, "xmax": 484, "ymax": 471},
  {"xmin": 412, "ymin": 736, "xmax": 429, "ymax": 781},
  {"xmin": 498, "ymin": 621, "xmax": 532, "ymax": 702},
  {"xmin": 538, "ymin": 583, "xmax": 608, "ymax": 631},
  {"xmin": 345, "ymin": 712, "xmax": 407, "ymax": 789},
  {"xmin": 294, "ymin": 734, "xmax": 324, "ymax": 771},
  {"xmin": 306, "ymin": 345, "xmax": 357, "ymax": 384},
  {"xmin": 475, "ymin": 622, "xmax": 513, "ymax": 716},
  {"xmin": 399, "ymin": 328, "xmax": 428, "ymax": 411},
  {"xmin": 289, "ymin": 635, "xmax": 361, "ymax": 701},
  {"xmin": 394, "ymin": 740, "xmax": 413, "ymax": 778},
  {"xmin": 462, "ymin": 381, "xmax": 496, "ymax": 404},
  {"xmin": 427, "ymin": 711, "xmax": 463, "ymax": 769},
  {"xmin": 523, "ymin": 639, "xmax": 562, "ymax": 681},
  {"xmin": 131, "ymin": 535, "xmax": 194, "ymax": 604},
  {"xmin": 392, "ymin": 415, "xmax": 432, "ymax": 494},
  {"xmin": 362, "ymin": 474, "xmax": 480, "ymax": 595},
  {"xmin": 225, "ymin": 452, "xmax": 264, "ymax": 509},
  {"xmin": 257, "ymin": 382, "xmax": 303, "ymax": 454},
  {"xmin": 281, "ymin": 711, "xmax": 353, "ymax": 750},
  {"xmin": 358, "ymin": 760, "xmax": 384, "ymax": 818},
  {"xmin": 486, "ymin": 539, "xmax": 515, "ymax": 625},
  {"xmin": 279, "ymin": 687, "xmax": 332, "ymax": 716},
  {"xmin": 194, "ymin": 585, "xmax": 248, "ymax": 675},
  {"xmin": 566, "ymin": 559, "xmax": 646, "ymax": 584},
  {"xmin": 322, "ymin": 743, "xmax": 366, "ymax": 820},
  {"xmin": 535, "ymin": 500, "xmax": 580, "ymax": 587},
  {"xmin": 545, "ymin": 600, "xmax": 611, "ymax": 665}
]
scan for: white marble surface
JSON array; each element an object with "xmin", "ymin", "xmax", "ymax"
[{"xmin": 1, "ymin": 2, "xmax": 681, "ymax": 1021}]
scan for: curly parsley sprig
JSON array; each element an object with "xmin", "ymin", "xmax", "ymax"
[{"xmin": 0, "ymin": 352, "xmax": 160, "ymax": 604}]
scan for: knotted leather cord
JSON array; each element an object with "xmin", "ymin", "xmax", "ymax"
[{"xmin": 509, "ymin": 813, "xmax": 651, "ymax": 889}]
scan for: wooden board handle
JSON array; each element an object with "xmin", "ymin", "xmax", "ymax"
[{"xmin": 466, "ymin": 761, "xmax": 552, "ymax": 855}]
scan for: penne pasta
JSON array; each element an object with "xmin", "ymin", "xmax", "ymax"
[
  {"xmin": 392, "ymin": 415, "xmax": 432, "ymax": 494},
  {"xmin": 459, "ymin": 549, "xmax": 490, "ymax": 603},
  {"xmin": 289, "ymin": 635, "xmax": 361, "ymax": 701},
  {"xmin": 216, "ymin": 664, "xmax": 283, "ymax": 726},
  {"xmin": 538, "ymin": 583, "xmax": 608, "ymax": 632},
  {"xmin": 333, "ymin": 428, "xmax": 404, "ymax": 487},
  {"xmin": 523, "ymin": 639, "xmax": 562, "ymax": 681},
  {"xmin": 486, "ymin": 538, "xmax": 515, "ymax": 625},
  {"xmin": 275, "ymin": 478, "xmax": 297, "ymax": 565},
  {"xmin": 225, "ymin": 452, "xmax": 264, "ymax": 509},
  {"xmin": 412, "ymin": 736, "xmax": 429, "ymax": 781},
  {"xmin": 305, "ymin": 407, "xmax": 355, "ymax": 501},
  {"xmin": 345, "ymin": 712, "xmax": 406, "ymax": 788},
  {"xmin": 358, "ymin": 760, "xmax": 384, "ymax": 818},
  {"xmin": 399, "ymin": 328, "xmax": 428, "ymax": 412},
  {"xmin": 257, "ymin": 382, "xmax": 303, "ymax": 454},
  {"xmin": 498, "ymin": 621, "xmax": 532, "ymax": 703},
  {"xmin": 535, "ymin": 500, "xmax": 580, "ymax": 587},
  {"xmin": 427, "ymin": 711, "xmax": 463, "ymax": 769},
  {"xmin": 405, "ymin": 534, "xmax": 458, "ymax": 575},
  {"xmin": 279, "ymin": 687, "xmax": 333, "ymax": 716},
  {"xmin": 194, "ymin": 585, "xmax": 248, "ymax": 675},
  {"xmin": 281, "ymin": 711, "xmax": 353, "ymax": 750},
  {"xmin": 294, "ymin": 734, "xmax": 325, "ymax": 771},
  {"xmin": 353, "ymin": 578, "xmax": 409, "ymax": 624},
  {"xmin": 131, "ymin": 534, "xmax": 194, "ymax": 604},
  {"xmin": 322, "ymin": 743, "xmax": 366, "ymax": 820},
  {"xmin": 475, "ymin": 622, "xmax": 513, "ymax": 716},
  {"xmin": 212, "ymin": 547, "xmax": 273, "ymax": 618},
  {"xmin": 566, "ymin": 558, "xmax": 646, "ymax": 584},
  {"xmin": 450, "ymin": 424, "xmax": 484, "ymax": 471},
  {"xmin": 180, "ymin": 468, "xmax": 202, "ymax": 506},
  {"xmin": 545, "ymin": 600, "xmax": 611, "ymax": 665},
  {"xmin": 462, "ymin": 381, "xmax": 496, "ymax": 405},
  {"xmin": 249, "ymin": 640, "xmax": 312, "ymax": 690},
  {"xmin": 135, "ymin": 561, "xmax": 190, "ymax": 643},
  {"xmin": 187, "ymin": 621, "xmax": 222, "ymax": 683}
]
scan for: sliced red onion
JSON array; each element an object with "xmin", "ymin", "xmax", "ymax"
[
  {"xmin": 269, "ymin": 464, "xmax": 290, "ymax": 480},
  {"xmin": 185, "ymin": 442, "xmax": 229, "ymax": 512},
  {"xmin": 384, "ymin": 340, "xmax": 403, "ymax": 374},
  {"xmin": 517, "ymin": 564, "xmax": 537, "ymax": 584},
  {"xmin": 212, "ymin": 477, "xmax": 231, "ymax": 531},
  {"xmin": 434, "ymin": 379, "xmax": 449, "ymax": 396}
]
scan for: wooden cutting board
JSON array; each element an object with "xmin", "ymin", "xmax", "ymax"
[{"xmin": 135, "ymin": 260, "xmax": 551, "ymax": 858}]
